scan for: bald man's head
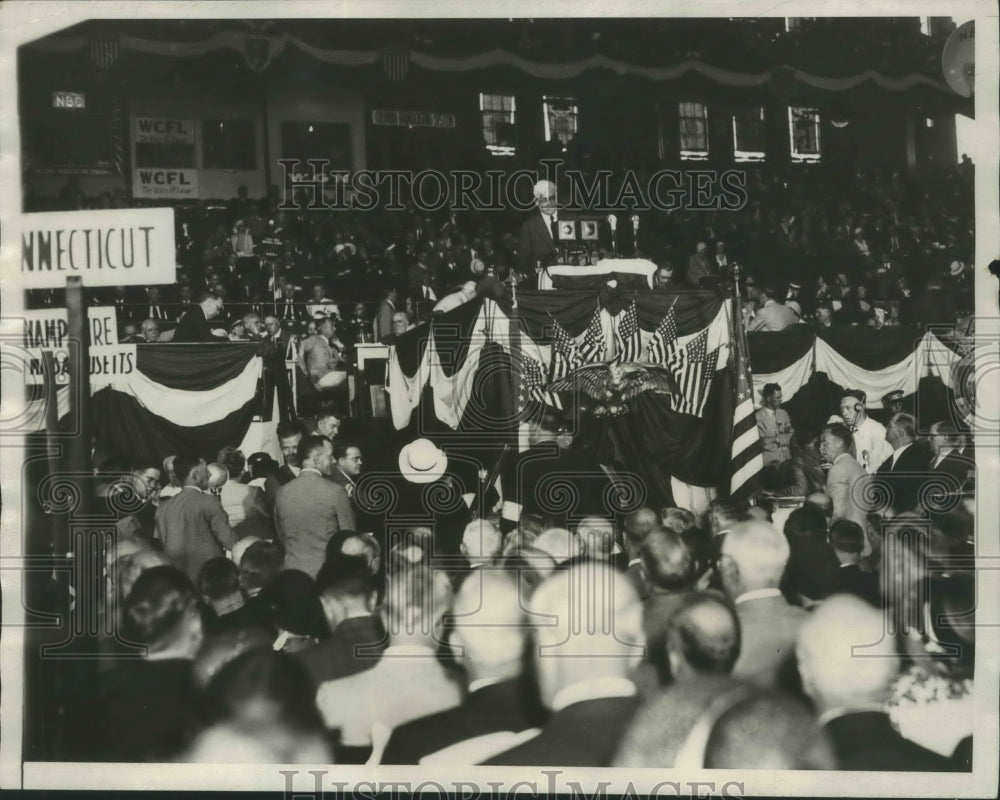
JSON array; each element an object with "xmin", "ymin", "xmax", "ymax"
[
  {"xmin": 719, "ymin": 521, "xmax": 790, "ymax": 598},
  {"xmin": 529, "ymin": 563, "xmax": 645, "ymax": 706},
  {"xmin": 641, "ymin": 528, "xmax": 695, "ymax": 592},
  {"xmin": 667, "ymin": 592, "xmax": 741, "ymax": 679},
  {"xmin": 796, "ymin": 594, "xmax": 898, "ymax": 711},
  {"xmin": 450, "ymin": 571, "xmax": 526, "ymax": 678},
  {"xmin": 461, "ymin": 520, "xmax": 503, "ymax": 564}
]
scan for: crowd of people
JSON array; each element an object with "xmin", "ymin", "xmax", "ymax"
[{"xmin": 59, "ymin": 385, "xmax": 975, "ymax": 771}]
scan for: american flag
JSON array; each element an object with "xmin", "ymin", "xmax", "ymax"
[
  {"xmin": 670, "ymin": 336, "xmax": 720, "ymax": 417},
  {"xmin": 579, "ymin": 309, "xmax": 605, "ymax": 362},
  {"xmin": 730, "ymin": 323, "xmax": 765, "ymax": 497},
  {"xmin": 89, "ymin": 39, "xmax": 119, "ymax": 70},
  {"xmin": 613, "ymin": 301, "xmax": 641, "ymax": 363},
  {"xmin": 549, "ymin": 320, "xmax": 581, "ymax": 381},
  {"xmin": 520, "ymin": 353, "xmax": 560, "ymax": 410},
  {"xmin": 647, "ymin": 303, "xmax": 678, "ymax": 365}
]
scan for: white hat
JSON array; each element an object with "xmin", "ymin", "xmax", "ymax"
[
  {"xmin": 949, "ymin": 260, "xmax": 966, "ymax": 277},
  {"xmin": 231, "ymin": 536, "xmax": 262, "ymax": 566},
  {"xmin": 398, "ymin": 438, "xmax": 448, "ymax": 484}
]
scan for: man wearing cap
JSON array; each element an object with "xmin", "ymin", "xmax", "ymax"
[
  {"xmin": 686, "ymin": 242, "xmax": 714, "ymax": 287},
  {"xmin": 517, "ymin": 180, "xmax": 560, "ymax": 283},
  {"xmin": 872, "ymin": 389, "xmax": 906, "ymax": 425},
  {"xmin": 391, "ymin": 439, "xmax": 470, "ymax": 555},
  {"xmin": 838, "ymin": 390, "xmax": 893, "ymax": 474}
]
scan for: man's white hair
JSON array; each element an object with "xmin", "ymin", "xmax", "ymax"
[
  {"xmin": 533, "ymin": 179, "xmax": 556, "ymax": 200},
  {"xmin": 721, "ymin": 520, "xmax": 789, "ymax": 590}
]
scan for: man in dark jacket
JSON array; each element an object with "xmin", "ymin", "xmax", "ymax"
[{"xmin": 173, "ymin": 291, "xmax": 228, "ymax": 343}]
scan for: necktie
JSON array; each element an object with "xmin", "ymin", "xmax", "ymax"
[{"xmin": 550, "ymin": 217, "xmax": 558, "ymax": 241}]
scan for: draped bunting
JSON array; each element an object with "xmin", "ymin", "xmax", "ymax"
[
  {"xmin": 27, "ymin": 33, "xmax": 956, "ymax": 95},
  {"xmin": 91, "ymin": 344, "xmax": 264, "ymax": 463}
]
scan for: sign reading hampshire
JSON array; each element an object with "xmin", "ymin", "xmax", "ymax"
[{"xmin": 19, "ymin": 207, "xmax": 177, "ymax": 289}]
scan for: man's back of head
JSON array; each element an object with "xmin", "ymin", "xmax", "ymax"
[
  {"xmin": 576, "ymin": 516, "xmax": 617, "ymax": 561},
  {"xmin": 173, "ymin": 452, "xmax": 205, "ymax": 488},
  {"xmin": 624, "ymin": 508, "xmax": 659, "ymax": 553},
  {"xmin": 641, "ymin": 528, "xmax": 695, "ymax": 593},
  {"xmin": 719, "ymin": 521, "xmax": 790, "ymax": 598},
  {"xmin": 805, "ymin": 492, "xmax": 834, "ymax": 520},
  {"xmin": 529, "ymin": 563, "xmax": 644, "ymax": 708},
  {"xmin": 461, "ymin": 520, "xmax": 503, "ymax": 564},
  {"xmin": 666, "ymin": 592, "xmax": 741, "ymax": 681},
  {"xmin": 708, "ymin": 498, "xmax": 745, "ymax": 536},
  {"xmin": 449, "ymin": 571, "xmax": 526, "ymax": 679},
  {"xmin": 315, "ymin": 555, "xmax": 379, "ymax": 630},
  {"xmin": 796, "ymin": 594, "xmax": 898, "ymax": 712},
  {"xmin": 384, "ymin": 561, "xmax": 453, "ymax": 648}
]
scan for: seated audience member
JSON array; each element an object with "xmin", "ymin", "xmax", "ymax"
[
  {"xmin": 98, "ymin": 566, "xmax": 205, "ymax": 761},
  {"xmin": 239, "ymin": 540, "xmax": 284, "ymax": 599},
  {"xmin": 756, "ymin": 383, "xmax": 794, "ymax": 467},
  {"xmin": 781, "ymin": 504, "xmax": 840, "ymax": 605},
  {"xmin": 295, "ymin": 556, "xmax": 385, "ymax": 687},
  {"xmin": 575, "ymin": 516, "xmax": 618, "ymax": 562},
  {"xmin": 796, "ymin": 594, "xmax": 957, "ymax": 771},
  {"xmin": 827, "ymin": 520, "xmax": 880, "ymax": 606},
  {"xmin": 819, "ymin": 423, "xmax": 871, "ymax": 529},
  {"xmin": 804, "ymin": 491, "xmax": 834, "ymax": 521},
  {"xmin": 382, "ymin": 572, "xmax": 543, "ymax": 765},
  {"xmin": 217, "ymin": 446, "xmax": 273, "ymax": 540},
  {"xmin": 500, "ymin": 547, "xmax": 558, "ymax": 596},
  {"xmin": 719, "ymin": 521, "xmax": 807, "ymax": 689},
  {"xmin": 485, "ymin": 564, "xmax": 645, "ymax": 767},
  {"xmin": 198, "ymin": 650, "xmax": 330, "ymax": 764},
  {"xmin": 198, "ymin": 557, "xmax": 259, "ymax": 634},
  {"xmin": 259, "ymin": 569, "xmax": 330, "ymax": 654},
  {"xmin": 622, "ymin": 508, "xmax": 660, "ymax": 599},
  {"xmin": 699, "ymin": 691, "xmax": 836, "ymax": 770},
  {"xmin": 532, "ymin": 527, "xmax": 584, "ymax": 566},
  {"xmin": 748, "ymin": 285, "xmax": 798, "ymax": 332},
  {"xmin": 316, "ymin": 560, "xmax": 461, "ymax": 762},
  {"xmin": 154, "ymin": 453, "xmax": 235, "ymax": 582}
]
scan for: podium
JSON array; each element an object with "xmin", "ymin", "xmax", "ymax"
[{"xmin": 356, "ymin": 343, "xmax": 390, "ymax": 417}]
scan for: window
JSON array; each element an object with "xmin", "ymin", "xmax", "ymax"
[
  {"xmin": 202, "ymin": 119, "xmax": 257, "ymax": 169},
  {"xmin": 784, "ymin": 17, "xmax": 815, "ymax": 32},
  {"xmin": 542, "ymin": 96, "xmax": 579, "ymax": 149},
  {"xmin": 732, "ymin": 107, "xmax": 766, "ymax": 162},
  {"xmin": 479, "ymin": 93, "xmax": 516, "ymax": 156},
  {"xmin": 679, "ymin": 102, "xmax": 709, "ymax": 160},
  {"xmin": 788, "ymin": 107, "xmax": 821, "ymax": 162}
]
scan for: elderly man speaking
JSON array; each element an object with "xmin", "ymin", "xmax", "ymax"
[{"xmin": 517, "ymin": 179, "xmax": 560, "ymax": 284}]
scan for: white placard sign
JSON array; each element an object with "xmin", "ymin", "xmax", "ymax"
[
  {"xmin": 20, "ymin": 306, "xmax": 134, "ymax": 386},
  {"xmin": 19, "ymin": 207, "xmax": 176, "ymax": 289}
]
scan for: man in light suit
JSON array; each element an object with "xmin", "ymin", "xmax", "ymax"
[
  {"xmin": 298, "ymin": 316, "xmax": 346, "ymax": 391},
  {"xmin": 820, "ymin": 423, "xmax": 870, "ymax": 529},
  {"xmin": 719, "ymin": 520, "xmax": 807, "ymax": 690},
  {"xmin": 274, "ymin": 435, "xmax": 355, "ymax": 578},
  {"xmin": 748, "ymin": 286, "xmax": 799, "ymax": 332},
  {"xmin": 755, "ymin": 383, "xmax": 794, "ymax": 466}
]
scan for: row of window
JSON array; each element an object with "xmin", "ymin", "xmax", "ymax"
[{"xmin": 480, "ymin": 93, "xmax": 822, "ymax": 163}]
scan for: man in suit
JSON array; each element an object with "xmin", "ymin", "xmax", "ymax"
[
  {"xmin": 382, "ymin": 571, "xmax": 543, "ymax": 765},
  {"xmin": 797, "ymin": 594, "xmax": 957, "ymax": 771},
  {"xmin": 298, "ymin": 316, "xmax": 346, "ymax": 391},
  {"xmin": 686, "ymin": 242, "xmax": 714, "ymax": 287},
  {"xmin": 485, "ymin": 564, "xmax": 645, "ymax": 766},
  {"xmin": 820, "ymin": 423, "xmax": 871, "ymax": 529},
  {"xmin": 295, "ymin": 555, "xmax": 385, "ymax": 688},
  {"xmin": 154, "ymin": 454, "xmax": 235, "ymax": 582},
  {"xmin": 827, "ymin": 519, "xmax": 880, "ymax": 606},
  {"xmin": 719, "ymin": 520, "xmax": 807, "ymax": 689},
  {"xmin": 274, "ymin": 435, "xmax": 356, "ymax": 578},
  {"xmin": 755, "ymin": 382, "xmax": 794, "ymax": 467},
  {"xmin": 517, "ymin": 179, "xmax": 560, "ymax": 282},
  {"xmin": 263, "ymin": 420, "xmax": 305, "ymax": 506},
  {"xmin": 142, "ymin": 286, "xmax": 169, "ymax": 322},
  {"xmin": 374, "ymin": 286, "xmax": 399, "ymax": 342},
  {"xmin": 876, "ymin": 413, "xmax": 932, "ymax": 515},
  {"xmin": 748, "ymin": 286, "xmax": 799, "ymax": 332},
  {"xmin": 329, "ymin": 440, "xmax": 362, "ymax": 497},
  {"xmin": 262, "ymin": 315, "xmax": 295, "ymax": 422},
  {"xmin": 929, "ymin": 421, "xmax": 975, "ymax": 491},
  {"xmin": 613, "ymin": 592, "xmax": 744, "ymax": 768},
  {"xmin": 621, "ymin": 508, "xmax": 660, "ymax": 599},
  {"xmin": 316, "ymin": 560, "xmax": 462, "ymax": 762},
  {"xmin": 174, "ymin": 290, "xmax": 227, "ymax": 343}
]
